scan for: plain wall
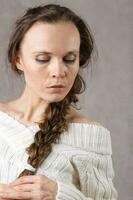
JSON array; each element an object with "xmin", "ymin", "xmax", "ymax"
[{"xmin": 0, "ymin": 0, "xmax": 132, "ymax": 200}]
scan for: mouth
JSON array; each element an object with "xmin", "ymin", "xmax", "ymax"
[
  {"xmin": 47, "ymin": 85, "xmax": 65, "ymax": 93},
  {"xmin": 47, "ymin": 84, "xmax": 65, "ymax": 88}
]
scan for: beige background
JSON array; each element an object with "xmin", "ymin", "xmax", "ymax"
[{"xmin": 0, "ymin": 0, "xmax": 132, "ymax": 200}]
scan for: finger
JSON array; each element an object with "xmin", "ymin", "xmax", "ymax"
[
  {"xmin": 0, "ymin": 184, "xmax": 9, "ymax": 191},
  {"xmin": 0, "ymin": 187, "xmax": 17, "ymax": 195},
  {"xmin": 0, "ymin": 191, "xmax": 31, "ymax": 199},
  {"xmin": 9, "ymin": 175, "xmax": 45, "ymax": 186},
  {"xmin": 9, "ymin": 176, "xmax": 35, "ymax": 186},
  {"xmin": 0, "ymin": 198, "xmax": 14, "ymax": 200},
  {"xmin": 9, "ymin": 176, "xmax": 35, "ymax": 187},
  {"xmin": 13, "ymin": 184, "xmax": 34, "ymax": 192},
  {"xmin": 0, "ymin": 190, "xmax": 51, "ymax": 200}
]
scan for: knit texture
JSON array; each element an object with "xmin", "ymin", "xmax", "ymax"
[{"xmin": 0, "ymin": 111, "xmax": 118, "ymax": 200}]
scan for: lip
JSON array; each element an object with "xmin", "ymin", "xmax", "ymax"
[{"xmin": 48, "ymin": 85, "xmax": 65, "ymax": 88}]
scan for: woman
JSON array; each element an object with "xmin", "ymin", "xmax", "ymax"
[{"xmin": 0, "ymin": 3, "xmax": 118, "ymax": 200}]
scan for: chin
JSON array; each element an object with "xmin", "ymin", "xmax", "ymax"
[
  {"xmin": 40, "ymin": 88, "xmax": 72, "ymax": 103},
  {"xmin": 51, "ymin": 96, "xmax": 66, "ymax": 103},
  {"xmin": 41, "ymin": 94, "xmax": 66, "ymax": 103}
]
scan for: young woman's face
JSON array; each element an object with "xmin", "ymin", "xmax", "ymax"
[{"xmin": 16, "ymin": 21, "xmax": 80, "ymax": 103}]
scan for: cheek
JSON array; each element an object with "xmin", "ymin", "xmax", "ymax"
[
  {"xmin": 69, "ymin": 65, "xmax": 79, "ymax": 81},
  {"xmin": 22, "ymin": 57, "xmax": 45, "ymax": 79},
  {"xmin": 24, "ymin": 67, "xmax": 45, "ymax": 87}
]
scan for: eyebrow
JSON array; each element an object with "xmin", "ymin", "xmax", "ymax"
[{"xmin": 32, "ymin": 50, "xmax": 79, "ymax": 55}]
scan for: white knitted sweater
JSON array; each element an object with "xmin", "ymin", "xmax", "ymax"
[{"xmin": 0, "ymin": 111, "xmax": 118, "ymax": 200}]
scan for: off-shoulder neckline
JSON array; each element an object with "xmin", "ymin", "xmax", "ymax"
[{"xmin": 0, "ymin": 109, "xmax": 107, "ymax": 131}]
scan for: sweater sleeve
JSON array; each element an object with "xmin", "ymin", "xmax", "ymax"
[{"xmin": 55, "ymin": 126, "xmax": 118, "ymax": 200}]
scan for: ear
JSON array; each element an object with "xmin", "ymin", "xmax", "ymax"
[{"xmin": 15, "ymin": 54, "xmax": 24, "ymax": 72}]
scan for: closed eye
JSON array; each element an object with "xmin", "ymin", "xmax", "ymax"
[
  {"xmin": 63, "ymin": 59, "xmax": 76, "ymax": 63},
  {"xmin": 35, "ymin": 55, "xmax": 50, "ymax": 63},
  {"xmin": 35, "ymin": 54, "xmax": 77, "ymax": 64},
  {"xmin": 36, "ymin": 58, "xmax": 76, "ymax": 64},
  {"xmin": 35, "ymin": 58, "xmax": 50, "ymax": 63},
  {"xmin": 63, "ymin": 54, "xmax": 76, "ymax": 64}
]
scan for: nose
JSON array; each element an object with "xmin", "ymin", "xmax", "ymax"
[{"xmin": 50, "ymin": 59, "xmax": 67, "ymax": 78}]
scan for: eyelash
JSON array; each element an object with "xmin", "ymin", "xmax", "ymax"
[{"xmin": 35, "ymin": 58, "xmax": 76, "ymax": 64}]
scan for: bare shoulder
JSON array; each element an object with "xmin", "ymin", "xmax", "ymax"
[
  {"xmin": 0, "ymin": 101, "xmax": 8, "ymax": 112},
  {"xmin": 72, "ymin": 116, "xmax": 102, "ymax": 127},
  {"xmin": 80, "ymin": 118, "xmax": 101, "ymax": 126},
  {"xmin": 69, "ymin": 106, "xmax": 102, "ymax": 127},
  {"xmin": 0, "ymin": 101, "xmax": 14, "ymax": 114}
]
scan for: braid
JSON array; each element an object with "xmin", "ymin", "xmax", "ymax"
[{"xmin": 18, "ymin": 86, "xmax": 79, "ymax": 177}]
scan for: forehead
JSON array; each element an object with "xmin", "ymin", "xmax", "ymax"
[{"xmin": 21, "ymin": 21, "xmax": 80, "ymax": 54}]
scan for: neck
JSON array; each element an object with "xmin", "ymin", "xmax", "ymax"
[
  {"xmin": 8, "ymin": 86, "xmax": 49, "ymax": 124},
  {"xmin": 6, "ymin": 86, "xmax": 75, "ymax": 125}
]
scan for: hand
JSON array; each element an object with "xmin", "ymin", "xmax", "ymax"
[
  {"xmin": 0, "ymin": 175, "xmax": 58, "ymax": 200},
  {"xmin": 0, "ymin": 183, "xmax": 17, "ymax": 200}
]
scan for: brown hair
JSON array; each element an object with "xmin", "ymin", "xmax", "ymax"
[{"xmin": 7, "ymin": 3, "xmax": 94, "ymax": 177}]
